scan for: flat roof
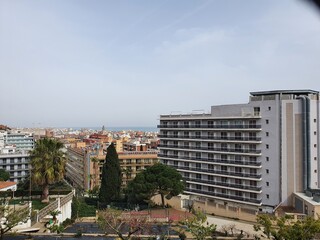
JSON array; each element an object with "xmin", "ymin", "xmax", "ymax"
[
  {"xmin": 250, "ymin": 89, "xmax": 319, "ymax": 96},
  {"xmin": 294, "ymin": 192, "xmax": 320, "ymax": 206}
]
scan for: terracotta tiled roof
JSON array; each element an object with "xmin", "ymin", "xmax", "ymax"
[
  {"xmin": 0, "ymin": 181, "xmax": 17, "ymax": 190},
  {"xmin": 0, "ymin": 125, "xmax": 11, "ymax": 130}
]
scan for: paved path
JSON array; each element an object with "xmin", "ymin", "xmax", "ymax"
[{"xmin": 206, "ymin": 215, "xmax": 260, "ymax": 238}]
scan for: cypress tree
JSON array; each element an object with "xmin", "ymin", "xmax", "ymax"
[{"xmin": 99, "ymin": 143, "xmax": 122, "ymax": 206}]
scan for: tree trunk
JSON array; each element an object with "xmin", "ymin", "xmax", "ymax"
[
  {"xmin": 42, "ymin": 184, "xmax": 49, "ymax": 203},
  {"xmin": 161, "ymin": 193, "xmax": 165, "ymax": 208}
]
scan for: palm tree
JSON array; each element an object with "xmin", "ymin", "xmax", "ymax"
[{"xmin": 30, "ymin": 137, "xmax": 66, "ymax": 202}]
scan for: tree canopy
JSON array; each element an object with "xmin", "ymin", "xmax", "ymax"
[
  {"xmin": 0, "ymin": 205, "xmax": 29, "ymax": 240},
  {"xmin": 99, "ymin": 143, "xmax": 122, "ymax": 206},
  {"xmin": 30, "ymin": 137, "xmax": 66, "ymax": 202},
  {"xmin": 254, "ymin": 214, "xmax": 320, "ymax": 240},
  {"xmin": 180, "ymin": 210, "xmax": 216, "ymax": 240},
  {"xmin": 0, "ymin": 169, "xmax": 10, "ymax": 181},
  {"xmin": 98, "ymin": 208, "xmax": 148, "ymax": 240},
  {"xmin": 126, "ymin": 163, "xmax": 184, "ymax": 207}
]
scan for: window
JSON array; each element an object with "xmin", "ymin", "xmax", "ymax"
[
  {"xmin": 221, "ymin": 166, "xmax": 227, "ymax": 172},
  {"xmin": 235, "ymin": 132, "xmax": 242, "ymax": 140},
  {"xmin": 235, "ymin": 179, "xmax": 242, "ymax": 185},
  {"xmin": 266, "ymin": 144, "xmax": 269, "ymax": 149},
  {"xmin": 314, "ymin": 144, "xmax": 317, "ymax": 148},
  {"xmin": 266, "ymin": 169, "xmax": 269, "ymax": 174},
  {"xmin": 266, "ymin": 182, "xmax": 269, "ymax": 186},
  {"xmin": 196, "ymin": 163, "xmax": 201, "ymax": 169},
  {"xmin": 268, "ymin": 106, "xmax": 271, "ymax": 111},
  {"xmin": 208, "ymin": 175, "xmax": 214, "ymax": 181},
  {"xmin": 266, "ymin": 119, "xmax": 269, "ymax": 124},
  {"xmin": 314, "ymin": 119, "xmax": 317, "ymax": 123},
  {"xmin": 266, "ymin": 157, "xmax": 269, "ymax": 161},
  {"xmin": 221, "ymin": 132, "xmax": 227, "ymax": 140},
  {"xmin": 196, "ymin": 184, "xmax": 202, "ymax": 190},
  {"xmin": 254, "ymin": 107, "xmax": 260, "ymax": 116},
  {"xmin": 195, "ymin": 132, "xmax": 201, "ymax": 139},
  {"xmin": 196, "ymin": 174, "xmax": 201, "ymax": 179},
  {"xmin": 315, "ymin": 170, "xmax": 317, "ymax": 173},
  {"xmin": 314, "ymin": 131, "xmax": 317, "ymax": 135},
  {"xmin": 266, "ymin": 194, "xmax": 269, "ymax": 199},
  {"xmin": 315, "ymin": 157, "xmax": 317, "ymax": 161},
  {"xmin": 250, "ymin": 193, "xmax": 257, "ymax": 199},
  {"xmin": 184, "ymin": 162, "xmax": 189, "ymax": 167},
  {"xmin": 266, "ymin": 132, "xmax": 269, "ymax": 137}
]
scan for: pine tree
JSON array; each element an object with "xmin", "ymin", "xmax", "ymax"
[{"xmin": 99, "ymin": 143, "xmax": 122, "ymax": 206}]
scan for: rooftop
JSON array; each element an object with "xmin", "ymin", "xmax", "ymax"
[
  {"xmin": 250, "ymin": 89, "xmax": 319, "ymax": 96},
  {"xmin": 0, "ymin": 181, "xmax": 17, "ymax": 191}
]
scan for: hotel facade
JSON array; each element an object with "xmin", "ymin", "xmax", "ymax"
[{"xmin": 158, "ymin": 90, "xmax": 320, "ymax": 219}]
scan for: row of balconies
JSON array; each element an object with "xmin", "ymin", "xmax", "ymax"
[
  {"xmin": 185, "ymin": 188, "xmax": 262, "ymax": 204},
  {"xmin": 158, "ymin": 124, "xmax": 261, "ymax": 129},
  {"xmin": 172, "ymin": 165, "xmax": 261, "ymax": 179},
  {"xmin": 184, "ymin": 177, "xmax": 262, "ymax": 191},
  {"xmin": 159, "ymin": 144, "xmax": 261, "ymax": 154},
  {"xmin": 158, "ymin": 154, "xmax": 261, "ymax": 166},
  {"xmin": 159, "ymin": 134, "xmax": 261, "ymax": 142}
]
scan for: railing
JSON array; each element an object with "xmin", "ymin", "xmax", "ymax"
[
  {"xmin": 158, "ymin": 124, "xmax": 261, "ymax": 129},
  {"xmin": 158, "ymin": 144, "xmax": 261, "ymax": 154},
  {"xmin": 183, "ymin": 177, "xmax": 262, "ymax": 191},
  {"xmin": 184, "ymin": 188, "xmax": 262, "ymax": 204},
  {"xmin": 61, "ymin": 191, "xmax": 74, "ymax": 206},
  {"xmin": 37, "ymin": 191, "xmax": 74, "ymax": 222},
  {"xmin": 37, "ymin": 199, "xmax": 59, "ymax": 221},
  {"xmin": 158, "ymin": 135, "xmax": 261, "ymax": 141},
  {"xmin": 158, "ymin": 154, "xmax": 261, "ymax": 166},
  {"xmin": 171, "ymin": 165, "xmax": 261, "ymax": 179}
]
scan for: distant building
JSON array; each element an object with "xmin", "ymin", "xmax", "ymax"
[
  {"xmin": 5, "ymin": 132, "xmax": 34, "ymax": 150},
  {"xmin": 158, "ymin": 90, "xmax": 320, "ymax": 220}
]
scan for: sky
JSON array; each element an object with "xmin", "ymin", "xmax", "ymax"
[{"xmin": 1, "ymin": 0, "xmax": 320, "ymax": 128}]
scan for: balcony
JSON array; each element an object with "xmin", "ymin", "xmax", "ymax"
[
  {"xmin": 158, "ymin": 134, "xmax": 261, "ymax": 142},
  {"xmin": 184, "ymin": 177, "xmax": 262, "ymax": 191},
  {"xmin": 171, "ymin": 165, "xmax": 261, "ymax": 179},
  {"xmin": 158, "ymin": 124, "xmax": 261, "ymax": 129},
  {"xmin": 158, "ymin": 154, "xmax": 261, "ymax": 166},
  {"xmin": 184, "ymin": 187, "xmax": 262, "ymax": 204},
  {"xmin": 158, "ymin": 144, "xmax": 261, "ymax": 154}
]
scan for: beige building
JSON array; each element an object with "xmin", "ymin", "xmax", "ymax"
[{"xmin": 65, "ymin": 142, "xmax": 159, "ymax": 191}]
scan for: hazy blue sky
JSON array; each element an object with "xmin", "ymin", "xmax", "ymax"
[{"xmin": 1, "ymin": 0, "xmax": 320, "ymax": 128}]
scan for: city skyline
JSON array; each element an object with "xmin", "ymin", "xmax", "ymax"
[{"xmin": 1, "ymin": 0, "xmax": 320, "ymax": 128}]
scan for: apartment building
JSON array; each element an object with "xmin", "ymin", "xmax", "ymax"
[
  {"xmin": 65, "ymin": 143, "xmax": 159, "ymax": 191},
  {"xmin": 0, "ymin": 131, "xmax": 34, "ymax": 150},
  {"xmin": 118, "ymin": 151, "xmax": 159, "ymax": 186},
  {"xmin": 0, "ymin": 146, "xmax": 30, "ymax": 182},
  {"xmin": 158, "ymin": 90, "xmax": 320, "ymax": 219}
]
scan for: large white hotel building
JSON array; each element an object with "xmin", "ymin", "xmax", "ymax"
[{"xmin": 158, "ymin": 90, "xmax": 320, "ymax": 219}]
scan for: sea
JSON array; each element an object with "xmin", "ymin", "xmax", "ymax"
[{"xmin": 69, "ymin": 126, "xmax": 158, "ymax": 132}]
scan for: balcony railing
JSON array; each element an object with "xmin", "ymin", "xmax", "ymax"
[
  {"xmin": 158, "ymin": 154, "xmax": 261, "ymax": 166},
  {"xmin": 184, "ymin": 187, "xmax": 262, "ymax": 204},
  {"xmin": 183, "ymin": 177, "xmax": 262, "ymax": 191},
  {"xmin": 158, "ymin": 135, "xmax": 261, "ymax": 142},
  {"xmin": 158, "ymin": 144, "xmax": 261, "ymax": 154},
  {"xmin": 158, "ymin": 124, "xmax": 261, "ymax": 129},
  {"xmin": 170, "ymin": 165, "xmax": 261, "ymax": 179}
]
